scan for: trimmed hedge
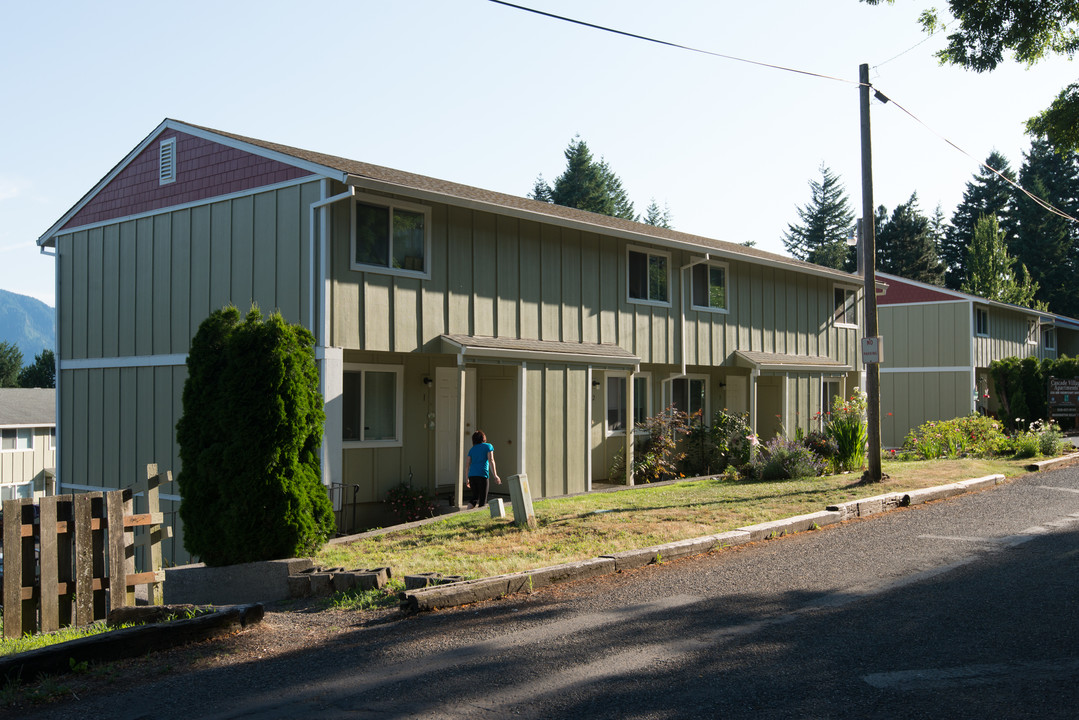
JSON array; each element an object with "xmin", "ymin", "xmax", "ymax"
[
  {"xmin": 988, "ymin": 356, "xmax": 1079, "ymax": 431},
  {"xmin": 176, "ymin": 306, "xmax": 335, "ymax": 566}
]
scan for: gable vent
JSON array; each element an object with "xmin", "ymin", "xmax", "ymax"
[{"xmin": 159, "ymin": 137, "xmax": 177, "ymax": 185}]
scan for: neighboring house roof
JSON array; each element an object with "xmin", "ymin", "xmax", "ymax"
[
  {"xmin": 876, "ymin": 273, "xmax": 1070, "ymax": 323},
  {"xmin": 0, "ymin": 388, "xmax": 56, "ymax": 427},
  {"xmin": 39, "ymin": 119, "xmax": 865, "ymax": 286}
]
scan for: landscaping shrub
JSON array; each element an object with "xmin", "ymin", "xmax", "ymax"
[
  {"xmin": 902, "ymin": 414, "xmax": 1007, "ymax": 460},
  {"xmin": 746, "ymin": 437, "xmax": 826, "ymax": 481},
  {"xmin": 177, "ymin": 306, "xmax": 336, "ymax": 566},
  {"xmin": 682, "ymin": 409, "xmax": 754, "ymax": 476},
  {"xmin": 801, "ymin": 430, "xmax": 838, "ymax": 471},
  {"xmin": 826, "ymin": 388, "xmax": 868, "ymax": 472},
  {"xmin": 989, "ymin": 356, "xmax": 1079, "ymax": 432},
  {"xmin": 609, "ymin": 406, "xmax": 691, "ymax": 483},
  {"xmin": 385, "ymin": 483, "xmax": 436, "ymax": 522}
]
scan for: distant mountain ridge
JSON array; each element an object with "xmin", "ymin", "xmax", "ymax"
[{"xmin": 0, "ymin": 289, "xmax": 54, "ymax": 363}]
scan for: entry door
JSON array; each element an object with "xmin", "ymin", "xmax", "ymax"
[
  {"xmin": 755, "ymin": 376, "xmax": 784, "ymax": 438},
  {"xmin": 435, "ymin": 367, "xmax": 476, "ymax": 486},
  {"xmin": 478, "ymin": 376, "xmax": 518, "ymax": 480}
]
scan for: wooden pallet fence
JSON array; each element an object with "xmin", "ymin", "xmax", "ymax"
[{"xmin": 1, "ymin": 464, "xmax": 173, "ymax": 638}]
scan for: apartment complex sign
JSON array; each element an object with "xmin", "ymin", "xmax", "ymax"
[{"xmin": 1048, "ymin": 377, "xmax": 1079, "ymax": 418}]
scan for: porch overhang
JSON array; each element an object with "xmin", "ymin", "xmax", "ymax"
[
  {"xmin": 440, "ymin": 334, "xmax": 640, "ymax": 370},
  {"xmin": 732, "ymin": 351, "xmax": 852, "ymax": 373}
]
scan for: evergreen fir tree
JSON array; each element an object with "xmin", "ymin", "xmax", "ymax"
[
  {"xmin": 782, "ymin": 164, "xmax": 856, "ymax": 271},
  {"xmin": 177, "ymin": 306, "xmax": 335, "ymax": 566},
  {"xmin": 877, "ymin": 193, "xmax": 946, "ymax": 285},
  {"xmin": 530, "ymin": 136, "xmax": 645, "ymax": 222},
  {"xmin": 642, "ymin": 199, "xmax": 672, "ymax": 229},
  {"xmin": 944, "ymin": 151, "xmax": 1017, "ymax": 289},
  {"xmin": 1014, "ymin": 137, "xmax": 1079, "ymax": 316}
]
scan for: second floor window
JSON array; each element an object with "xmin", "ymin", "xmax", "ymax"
[
  {"xmin": 353, "ymin": 195, "xmax": 429, "ymax": 276},
  {"xmin": 628, "ymin": 248, "xmax": 669, "ymax": 304},
  {"xmin": 975, "ymin": 307, "xmax": 989, "ymax": 337},
  {"xmin": 834, "ymin": 287, "xmax": 857, "ymax": 326},
  {"xmin": 691, "ymin": 263, "xmax": 728, "ymax": 312}
]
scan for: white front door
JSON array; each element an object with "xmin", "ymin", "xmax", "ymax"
[{"xmin": 435, "ymin": 366, "xmax": 476, "ymax": 486}]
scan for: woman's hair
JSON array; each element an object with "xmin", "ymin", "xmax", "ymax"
[{"xmin": 472, "ymin": 430, "xmax": 486, "ymax": 445}]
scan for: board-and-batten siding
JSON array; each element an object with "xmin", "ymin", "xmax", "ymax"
[
  {"xmin": 55, "ymin": 181, "xmax": 321, "ymax": 564},
  {"xmin": 0, "ymin": 428, "xmax": 55, "ymax": 490},
  {"xmin": 329, "ymin": 194, "xmax": 859, "ymax": 368},
  {"xmin": 973, "ymin": 306, "xmax": 1046, "ymax": 367},
  {"xmin": 58, "ymin": 181, "xmax": 321, "ymax": 360},
  {"xmin": 879, "ymin": 303, "xmax": 971, "ymax": 369},
  {"xmin": 880, "ymin": 370, "xmax": 971, "ymax": 449}
]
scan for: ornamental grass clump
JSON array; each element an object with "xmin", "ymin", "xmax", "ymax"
[
  {"xmin": 746, "ymin": 437, "xmax": 826, "ymax": 481},
  {"xmin": 826, "ymin": 388, "xmax": 868, "ymax": 472}
]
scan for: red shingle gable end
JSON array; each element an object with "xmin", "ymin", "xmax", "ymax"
[
  {"xmin": 878, "ymin": 277, "xmax": 962, "ymax": 305},
  {"xmin": 61, "ymin": 131, "xmax": 314, "ymax": 231}
]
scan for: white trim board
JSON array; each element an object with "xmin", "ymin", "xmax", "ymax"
[
  {"xmin": 60, "ymin": 354, "xmax": 188, "ymax": 370},
  {"xmin": 879, "ymin": 366, "xmax": 971, "ymax": 374}
]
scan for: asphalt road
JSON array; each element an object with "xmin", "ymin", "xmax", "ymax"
[{"xmin": 23, "ymin": 465, "xmax": 1079, "ymax": 719}]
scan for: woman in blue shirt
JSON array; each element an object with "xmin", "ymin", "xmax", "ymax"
[{"xmin": 465, "ymin": 430, "xmax": 501, "ymax": 509}]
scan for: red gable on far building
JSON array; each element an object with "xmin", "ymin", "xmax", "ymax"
[
  {"xmin": 60, "ymin": 130, "xmax": 313, "ymax": 231},
  {"xmin": 877, "ymin": 275, "xmax": 964, "ymax": 305}
]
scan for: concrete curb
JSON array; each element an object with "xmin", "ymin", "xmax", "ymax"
[
  {"xmin": 1026, "ymin": 451, "xmax": 1079, "ymax": 473},
  {"xmin": 401, "ymin": 474, "xmax": 1013, "ymax": 612}
]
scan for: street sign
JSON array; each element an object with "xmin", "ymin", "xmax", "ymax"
[{"xmin": 861, "ymin": 336, "xmax": 883, "ymax": 364}]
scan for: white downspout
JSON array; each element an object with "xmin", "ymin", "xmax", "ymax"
[{"xmin": 586, "ymin": 366, "xmax": 592, "ymax": 492}]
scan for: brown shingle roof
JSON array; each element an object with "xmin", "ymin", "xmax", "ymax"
[{"xmin": 185, "ymin": 121, "xmax": 860, "ymax": 283}]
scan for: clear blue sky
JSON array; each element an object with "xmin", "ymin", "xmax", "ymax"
[{"xmin": 1, "ymin": 0, "xmax": 1074, "ymax": 307}]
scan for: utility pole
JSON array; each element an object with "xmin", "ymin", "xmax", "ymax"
[{"xmin": 860, "ymin": 63, "xmax": 883, "ymax": 483}]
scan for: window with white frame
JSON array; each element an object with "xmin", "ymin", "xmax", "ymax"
[
  {"xmin": 975, "ymin": 306, "xmax": 989, "ymax": 337},
  {"xmin": 627, "ymin": 247, "xmax": 670, "ymax": 304},
  {"xmin": 1027, "ymin": 318, "xmax": 1039, "ymax": 345},
  {"xmin": 1, "ymin": 428, "xmax": 33, "ymax": 451},
  {"xmin": 666, "ymin": 376, "xmax": 708, "ymax": 422},
  {"xmin": 822, "ymin": 379, "xmax": 843, "ymax": 422},
  {"xmin": 833, "ymin": 286, "xmax": 857, "ymax": 326},
  {"xmin": 342, "ymin": 365, "xmax": 403, "ymax": 446},
  {"xmin": 0, "ymin": 481, "xmax": 32, "ymax": 500},
  {"xmin": 606, "ymin": 374, "xmax": 651, "ymax": 435},
  {"xmin": 352, "ymin": 193, "xmax": 430, "ymax": 276},
  {"xmin": 1044, "ymin": 327, "xmax": 1057, "ymax": 351},
  {"xmin": 691, "ymin": 262, "xmax": 728, "ymax": 312}
]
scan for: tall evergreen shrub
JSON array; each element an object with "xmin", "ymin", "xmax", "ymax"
[{"xmin": 176, "ymin": 306, "xmax": 335, "ymax": 566}]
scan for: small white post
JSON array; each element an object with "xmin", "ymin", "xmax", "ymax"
[{"xmin": 508, "ymin": 474, "xmax": 536, "ymax": 529}]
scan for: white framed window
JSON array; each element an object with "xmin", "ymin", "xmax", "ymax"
[
  {"xmin": 1044, "ymin": 327, "xmax": 1057, "ymax": 351},
  {"xmin": 0, "ymin": 481, "xmax": 33, "ymax": 500},
  {"xmin": 1, "ymin": 428, "xmax": 33, "ymax": 452},
  {"xmin": 974, "ymin": 306, "xmax": 989, "ymax": 337},
  {"xmin": 351, "ymin": 192, "xmax": 431, "ymax": 278},
  {"xmin": 691, "ymin": 261, "xmax": 729, "ymax": 313},
  {"xmin": 1027, "ymin": 318, "xmax": 1039, "ymax": 345},
  {"xmin": 606, "ymin": 373, "xmax": 651, "ymax": 435},
  {"xmin": 833, "ymin": 286, "xmax": 857, "ymax": 327},
  {"xmin": 627, "ymin": 246, "xmax": 670, "ymax": 305},
  {"xmin": 664, "ymin": 375, "xmax": 709, "ymax": 422},
  {"xmin": 822, "ymin": 379, "xmax": 843, "ymax": 422},
  {"xmin": 159, "ymin": 137, "xmax": 177, "ymax": 185},
  {"xmin": 342, "ymin": 364, "xmax": 404, "ymax": 447}
]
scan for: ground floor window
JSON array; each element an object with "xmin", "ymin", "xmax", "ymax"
[
  {"xmin": 606, "ymin": 374, "xmax": 650, "ymax": 434},
  {"xmin": 343, "ymin": 364, "xmax": 403, "ymax": 446},
  {"xmin": 0, "ymin": 481, "xmax": 32, "ymax": 500},
  {"xmin": 666, "ymin": 376, "xmax": 708, "ymax": 422},
  {"xmin": 822, "ymin": 379, "xmax": 843, "ymax": 424}
]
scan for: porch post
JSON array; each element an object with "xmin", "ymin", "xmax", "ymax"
[
  {"xmin": 456, "ymin": 360, "xmax": 466, "ymax": 509},
  {"xmin": 625, "ymin": 368, "xmax": 635, "ymax": 486}
]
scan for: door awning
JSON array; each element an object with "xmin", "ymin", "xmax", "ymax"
[
  {"xmin": 732, "ymin": 351, "xmax": 852, "ymax": 372},
  {"xmin": 441, "ymin": 335, "xmax": 640, "ymax": 369}
]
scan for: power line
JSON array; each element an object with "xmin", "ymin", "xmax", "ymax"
[
  {"xmin": 488, "ymin": 0, "xmax": 858, "ymax": 86},
  {"xmin": 490, "ymin": 0, "xmax": 1077, "ymax": 225}
]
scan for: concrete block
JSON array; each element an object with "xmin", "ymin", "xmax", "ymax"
[
  {"xmin": 603, "ymin": 547, "xmax": 659, "ymax": 571},
  {"xmin": 164, "ymin": 557, "xmax": 314, "ymax": 605},
  {"xmin": 509, "ymin": 474, "xmax": 536, "ymax": 529},
  {"xmin": 957, "ymin": 474, "xmax": 1005, "ymax": 491},
  {"xmin": 404, "ymin": 572, "xmax": 465, "ymax": 590},
  {"xmin": 490, "ymin": 498, "xmax": 506, "ymax": 519},
  {"xmin": 711, "ymin": 530, "xmax": 752, "ymax": 548},
  {"xmin": 287, "ymin": 574, "xmax": 311, "ymax": 598},
  {"xmin": 308, "ymin": 573, "xmax": 333, "ymax": 597}
]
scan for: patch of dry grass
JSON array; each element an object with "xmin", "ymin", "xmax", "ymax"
[{"xmin": 317, "ymin": 457, "xmax": 1038, "ymax": 581}]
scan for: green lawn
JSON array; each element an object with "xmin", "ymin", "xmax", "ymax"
[{"xmin": 318, "ymin": 456, "xmax": 1035, "ymax": 580}]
